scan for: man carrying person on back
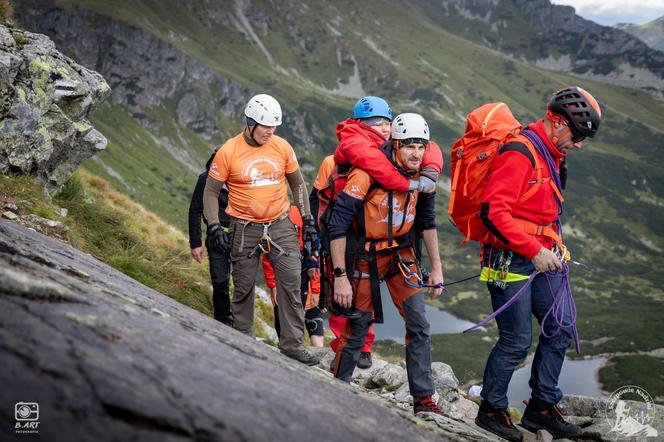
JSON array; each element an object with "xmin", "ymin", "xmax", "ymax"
[
  {"xmin": 188, "ymin": 149, "xmax": 232, "ymax": 326},
  {"xmin": 475, "ymin": 87, "xmax": 602, "ymax": 441},
  {"xmin": 327, "ymin": 113, "xmax": 445, "ymax": 415},
  {"xmin": 203, "ymin": 93, "xmax": 319, "ymax": 366}
]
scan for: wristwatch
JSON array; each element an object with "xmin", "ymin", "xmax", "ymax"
[{"xmin": 333, "ymin": 267, "xmax": 346, "ymax": 278}]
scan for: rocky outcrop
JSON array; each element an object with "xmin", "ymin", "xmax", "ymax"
[
  {"xmin": 0, "ymin": 25, "xmax": 109, "ymax": 192},
  {"xmin": 513, "ymin": 0, "xmax": 664, "ymax": 98}
]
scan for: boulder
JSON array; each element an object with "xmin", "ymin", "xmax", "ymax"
[{"xmin": 0, "ymin": 25, "xmax": 109, "ymax": 192}]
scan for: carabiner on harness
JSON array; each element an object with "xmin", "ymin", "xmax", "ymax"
[
  {"xmin": 257, "ymin": 224, "xmax": 272, "ymax": 254},
  {"xmin": 398, "ymin": 259, "xmax": 447, "ymax": 291}
]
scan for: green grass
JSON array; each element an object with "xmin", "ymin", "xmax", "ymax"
[
  {"xmin": 599, "ymin": 355, "xmax": 664, "ymax": 404},
  {"xmin": 53, "ymin": 171, "xmax": 215, "ymax": 314}
]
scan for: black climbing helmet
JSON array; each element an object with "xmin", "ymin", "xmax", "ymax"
[{"xmin": 548, "ymin": 87, "xmax": 602, "ymax": 142}]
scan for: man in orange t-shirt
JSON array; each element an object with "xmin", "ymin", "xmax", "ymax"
[{"xmin": 203, "ymin": 94, "xmax": 319, "ymax": 366}]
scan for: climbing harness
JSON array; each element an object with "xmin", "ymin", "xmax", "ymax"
[{"xmin": 234, "ymin": 212, "xmax": 291, "ymax": 259}]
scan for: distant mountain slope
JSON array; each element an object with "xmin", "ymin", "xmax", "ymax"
[
  {"xmin": 616, "ymin": 16, "xmax": 664, "ymax": 52},
  {"xmin": 405, "ymin": 0, "xmax": 664, "ymax": 99}
]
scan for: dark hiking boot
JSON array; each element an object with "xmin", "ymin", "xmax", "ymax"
[
  {"xmin": 475, "ymin": 401, "xmax": 523, "ymax": 442},
  {"xmin": 281, "ymin": 348, "xmax": 320, "ymax": 366},
  {"xmin": 356, "ymin": 352, "xmax": 373, "ymax": 369},
  {"xmin": 413, "ymin": 396, "xmax": 444, "ymax": 415},
  {"xmin": 520, "ymin": 397, "xmax": 582, "ymax": 439}
]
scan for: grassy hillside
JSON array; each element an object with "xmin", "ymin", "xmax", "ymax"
[{"xmin": 0, "ymin": 172, "xmax": 280, "ymax": 343}]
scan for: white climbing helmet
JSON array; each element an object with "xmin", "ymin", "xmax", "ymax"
[
  {"xmin": 390, "ymin": 113, "xmax": 429, "ymax": 142},
  {"xmin": 244, "ymin": 94, "xmax": 283, "ymax": 127}
]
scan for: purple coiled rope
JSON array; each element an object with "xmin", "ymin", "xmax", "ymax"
[{"xmin": 462, "ymin": 129, "xmax": 581, "ymax": 353}]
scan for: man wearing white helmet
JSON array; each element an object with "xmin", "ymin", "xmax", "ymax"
[
  {"xmin": 327, "ymin": 113, "xmax": 446, "ymax": 414},
  {"xmin": 203, "ymin": 93, "xmax": 319, "ymax": 366}
]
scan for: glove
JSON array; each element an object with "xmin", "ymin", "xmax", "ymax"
[
  {"xmin": 408, "ymin": 179, "xmax": 419, "ymax": 191},
  {"xmin": 302, "ymin": 214, "xmax": 319, "ymax": 258},
  {"xmin": 207, "ymin": 223, "xmax": 230, "ymax": 254},
  {"xmin": 417, "ymin": 176, "xmax": 436, "ymax": 192}
]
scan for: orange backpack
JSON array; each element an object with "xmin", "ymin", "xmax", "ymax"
[{"xmin": 448, "ymin": 102, "xmax": 541, "ymax": 243}]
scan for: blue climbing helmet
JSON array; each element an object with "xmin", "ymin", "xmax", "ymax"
[{"xmin": 353, "ymin": 96, "xmax": 392, "ymax": 121}]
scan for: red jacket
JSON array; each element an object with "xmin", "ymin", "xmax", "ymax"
[
  {"xmin": 480, "ymin": 120, "xmax": 564, "ymax": 259},
  {"xmin": 333, "ymin": 119, "xmax": 444, "ymax": 192}
]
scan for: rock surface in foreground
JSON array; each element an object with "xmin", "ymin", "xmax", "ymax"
[{"xmin": 0, "ymin": 220, "xmax": 453, "ymax": 441}]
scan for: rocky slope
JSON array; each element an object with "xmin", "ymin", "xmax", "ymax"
[
  {"xmin": 4, "ymin": 218, "xmax": 661, "ymax": 441},
  {"xmin": 0, "ymin": 24, "xmax": 109, "ymax": 192},
  {"xmin": 0, "ymin": 219, "xmax": 481, "ymax": 441}
]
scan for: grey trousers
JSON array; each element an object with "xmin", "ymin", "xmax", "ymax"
[{"xmin": 229, "ymin": 214, "xmax": 305, "ymax": 353}]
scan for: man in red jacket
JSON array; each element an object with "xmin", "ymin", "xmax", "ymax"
[{"xmin": 475, "ymin": 87, "xmax": 602, "ymax": 442}]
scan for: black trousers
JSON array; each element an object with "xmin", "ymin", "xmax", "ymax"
[{"xmin": 206, "ymin": 238, "xmax": 232, "ymax": 325}]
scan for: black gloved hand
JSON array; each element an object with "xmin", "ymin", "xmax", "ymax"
[
  {"xmin": 207, "ymin": 223, "xmax": 230, "ymax": 254},
  {"xmin": 302, "ymin": 214, "xmax": 319, "ymax": 258}
]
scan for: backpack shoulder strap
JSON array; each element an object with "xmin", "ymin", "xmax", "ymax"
[
  {"xmin": 503, "ymin": 135, "xmax": 542, "ymax": 204},
  {"xmin": 498, "ymin": 142, "xmax": 536, "ymax": 169}
]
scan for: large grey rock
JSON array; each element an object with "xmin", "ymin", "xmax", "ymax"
[
  {"xmin": 370, "ymin": 362, "xmax": 407, "ymax": 389},
  {"xmin": 0, "ymin": 24, "xmax": 109, "ymax": 192},
  {"xmin": 560, "ymin": 394, "xmax": 664, "ymax": 441},
  {"xmin": 432, "ymin": 361, "xmax": 460, "ymax": 402},
  {"xmin": 0, "ymin": 219, "xmax": 459, "ymax": 442}
]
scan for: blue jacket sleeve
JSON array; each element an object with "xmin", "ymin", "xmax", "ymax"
[
  {"xmin": 309, "ymin": 187, "xmax": 320, "ymax": 231},
  {"xmin": 414, "ymin": 191, "xmax": 436, "ymax": 231},
  {"xmin": 327, "ymin": 192, "xmax": 363, "ymax": 240}
]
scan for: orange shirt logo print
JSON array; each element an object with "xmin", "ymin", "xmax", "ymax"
[
  {"xmin": 209, "ymin": 160, "xmax": 220, "ymax": 179},
  {"xmin": 378, "ymin": 195, "xmax": 415, "ymax": 226},
  {"xmin": 242, "ymin": 157, "xmax": 282, "ymax": 188}
]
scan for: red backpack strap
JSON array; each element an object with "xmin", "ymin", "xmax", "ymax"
[{"xmin": 519, "ymin": 140, "xmax": 541, "ymax": 204}]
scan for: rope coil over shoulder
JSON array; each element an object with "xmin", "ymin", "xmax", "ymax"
[{"xmin": 463, "ymin": 129, "xmax": 580, "ymax": 353}]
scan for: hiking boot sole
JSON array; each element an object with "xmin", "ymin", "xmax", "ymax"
[
  {"xmin": 519, "ymin": 417, "xmax": 581, "ymax": 439},
  {"xmin": 475, "ymin": 417, "xmax": 523, "ymax": 442}
]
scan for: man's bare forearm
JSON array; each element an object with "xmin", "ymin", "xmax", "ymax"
[
  {"xmin": 330, "ymin": 237, "xmax": 347, "ymax": 270},
  {"xmin": 422, "ymin": 228, "xmax": 442, "ymax": 271}
]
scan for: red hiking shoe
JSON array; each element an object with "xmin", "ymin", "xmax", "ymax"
[{"xmin": 413, "ymin": 396, "xmax": 444, "ymax": 415}]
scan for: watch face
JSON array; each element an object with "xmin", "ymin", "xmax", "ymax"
[{"xmin": 333, "ymin": 267, "xmax": 345, "ymax": 277}]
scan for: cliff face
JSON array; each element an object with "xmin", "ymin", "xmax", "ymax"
[
  {"xmin": 22, "ymin": 6, "xmax": 250, "ymax": 143},
  {"xmin": 0, "ymin": 24, "xmax": 109, "ymax": 192}
]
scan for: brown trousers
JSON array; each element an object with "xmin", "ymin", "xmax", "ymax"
[{"xmin": 229, "ymin": 214, "xmax": 305, "ymax": 353}]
